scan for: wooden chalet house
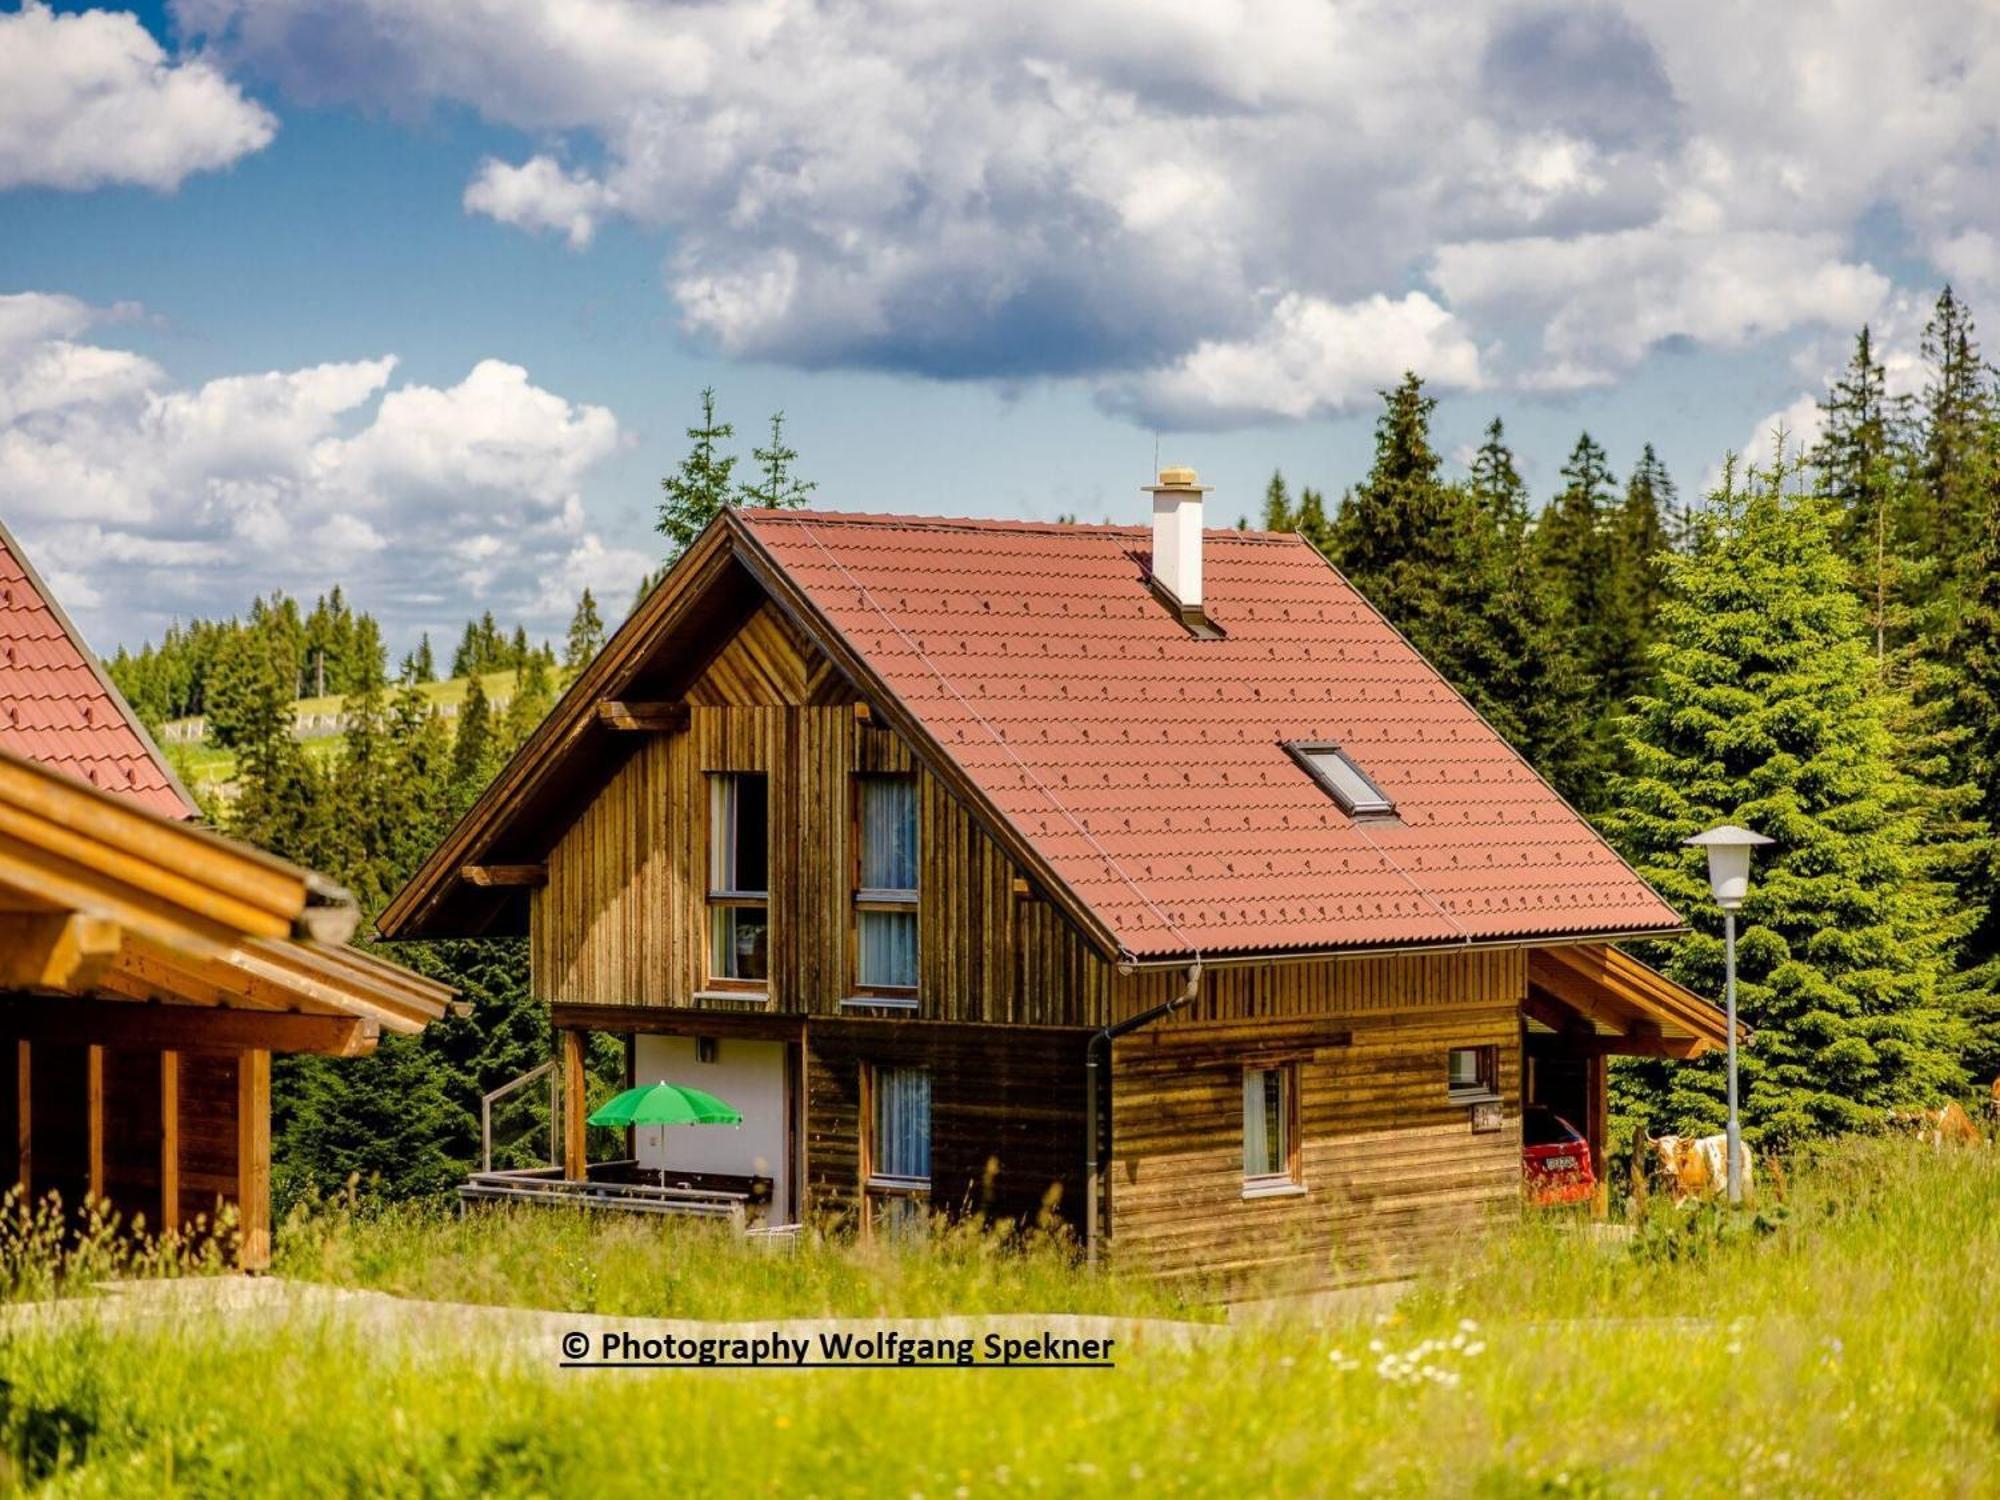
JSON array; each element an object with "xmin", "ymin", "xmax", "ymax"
[
  {"xmin": 381, "ymin": 471, "xmax": 1726, "ymax": 1292},
  {"xmin": 0, "ymin": 518, "xmax": 454, "ymax": 1266}
]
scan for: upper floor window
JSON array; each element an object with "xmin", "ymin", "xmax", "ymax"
[
  {"xmin": 1285, "ymin": 741, "xmax": 1395, "ymax": 817},
  {"xmin": 854, "ymin": 774, "xmax": 918, "ymax": 992},
  {"xmin": 708, "ymin": 772, "xmax": 769, "ymax": 984}
]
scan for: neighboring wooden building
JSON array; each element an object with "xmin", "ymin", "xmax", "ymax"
[
  {"xmin": 381, "ymin": 474, "xmax": 1726, "ymax": 1294},
  {"xmin": 0, "ymin": 519, "xmax": 454, "ymax": 1266}
]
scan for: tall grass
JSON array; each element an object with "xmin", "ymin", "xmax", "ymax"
[
  {"xmin": 272, "ymin": 1192, "xmax": 1216, "ymax": 1321},
  {"xmin": 1, "ymin": 1138, "xmax": 1995, "ymax": 1494}
]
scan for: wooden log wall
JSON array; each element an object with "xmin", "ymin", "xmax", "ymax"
[
  {"xmin": 1107, "ymin": 1003, "xmax": 1522, "ymax": 1297},
  {"xmin": 803, "ymin": 1018, "xmax": 1090, "ymax": 1232}
]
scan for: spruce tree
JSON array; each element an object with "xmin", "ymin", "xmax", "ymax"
[
  {"xmin": 449, "ymin": 673, "xmax": 501, "ymax": 813},
  {"xmin": 1948, "ymin": 471, "xmax": 2000, "ymax": 1078},
  {"xmin": 501, "ymin": 650, "xmax": 555, "ymax": 753},
  {"xmin": 1328, "ymin": 376, "xmax": 1594, "ymax": 801},
  {"xmin": 1261, "ymin": 471, "xmax": 1295, "ymax": 531},
  {"xmin": 738, "ymin": 411, "xmax": 815, "ymax": 509},
  {"xmin": 1605, "ymin": 458, "xmax": 1974, "ymax": 1141},
  {"xmin": 1468, "ymin": 417, "xmax": 1530, "ymax": 535},
  {"xmin": 565, "ymin": 589, "xmax": 606, "ymax": 671},
  {"xmin": 1816, "ymin": 325, "xmax": 1922, "ymax": 662},
  {"xmin": 658, "ymin": 387, "xmax": 738, "ymax": 557},
  {"xmin": 1293, "ymin": 486, "xmax": 1334, "ymax": 554},
  {"xmin": 1917, "ymin": 286, "xmax": 1992, "ymax": 590}
]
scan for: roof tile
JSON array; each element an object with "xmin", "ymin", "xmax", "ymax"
[{"xmin": 0, "ymin": 522, "xmax": 194, "ymax": 820}]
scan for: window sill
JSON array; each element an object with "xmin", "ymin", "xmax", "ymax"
[
  {"xmin": 1448, "ymin": 1090, "xmax": 1503, "ymax": 1107},
  {"xmin": 865, "ymin": 1175, "xmax": 930, "ymax": 1195},
  {"xmin": 692, "ymin": 989, "xmax": 773, "ymax": 1008},
  {"xmin": 1241, "ymin": 1180, "xmax": 1307, "ymax": 1201},
  {"xmin": 839, "ymin": 994, "xmax": 919, "ymax": 1012}
]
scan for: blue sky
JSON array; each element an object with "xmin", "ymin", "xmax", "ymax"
[{"xmin": 2, "ymin": 1, "xmax": 1995, "ymax": 658}]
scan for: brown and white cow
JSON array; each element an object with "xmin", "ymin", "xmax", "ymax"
[{"xmin": 1650, "ymin": 1133, "xmax": 1755, "ymax": 1203}]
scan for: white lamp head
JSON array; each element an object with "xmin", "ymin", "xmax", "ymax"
[{"xmin": 1683, "ymin": 824, "xmax": 1774, "ymax": 911}]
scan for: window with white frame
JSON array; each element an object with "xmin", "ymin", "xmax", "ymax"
[
  {"xmin": 854, "ymin": 774, "xmax": 918, "ymax": 992},
  {"xmin": 707, "ymin": 773, "xmax": 770, "ymax": 984},
  {"xmin": 1242, "ymin": 1062, "xmax": 1300, "ymax": 1193}
]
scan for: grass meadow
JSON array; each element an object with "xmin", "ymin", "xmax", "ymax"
[{"xmin": 0, "ymin": 1136, "xmax": 1994, "ymax": 1495}]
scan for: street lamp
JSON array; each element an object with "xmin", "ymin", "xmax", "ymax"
[{"xmin": 1683, "ymin": 824, "xmax": 1772, "ymax": 1205}]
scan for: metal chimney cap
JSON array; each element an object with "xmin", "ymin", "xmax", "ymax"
[{"xmin": 1148, "ymin": 467, "xmax": 1208, "ymax": 492}]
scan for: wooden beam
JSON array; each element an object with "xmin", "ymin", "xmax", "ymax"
[
  {"xmin": 551, "ymin": 1002, "xmax": 807, "ymax": 1042},
  {"xmin": 594, "ymin": 701, "xmax": 689, "ymax": 733},
  {"xmin": 562, "ymin": 1027, "xmax": 588, "ymax": 1181},
  {"xmin": 159, "ymin": 1050, "xmax": 180, "ymax": 1237},
  {"xmin": 0, "ymin": 998, "xmax": 377, "ymax": 1057},
  {"xmin": 236, "ymin": 1049, "xmax": 270, "ymax": 1270},
  {"xmin": 85, "ymin": 1043, "xmax": 103, "ymax": 1203},
  {"xmin": 0, "ymin": 913, "xmax": 121, "ymax": 992},
  {"xmin": 459, "ymin": 864, "xmax": 547, "ymax": 889}
]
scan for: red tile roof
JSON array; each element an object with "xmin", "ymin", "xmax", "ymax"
[
  {"xmin": 740, "ymin": 509, "xmax": 1680, "ymax": 960},
  {"xmin": 0, "ymin": 519, "xmax": 194, "ymax": 820}
]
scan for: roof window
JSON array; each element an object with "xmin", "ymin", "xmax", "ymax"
[{"xmin": 1287, "ymin": 742, "xmax": 1395, "ymax": 817}]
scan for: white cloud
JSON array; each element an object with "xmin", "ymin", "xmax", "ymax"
[
  {"xmin": 1433, "ymin": 228, "xmax": 1891, "ymax": 389},
  {"xmin": 0, "ymin": 4, "xmax": 274, "ymax": 191},
  {"xmin": 167, "ymin": 0, "xmax": 2000, "ymax": 423},
  {"xmin": 464, "ymin": 155, "xmax": 617, "ymax": 249},
  {"xmin": 0, "ymin": 291, "xmax": 640, "ymax": 652},
  {"xmin": 1104, "ymin": 291, "xmax": 1483, "ymax": 427}
]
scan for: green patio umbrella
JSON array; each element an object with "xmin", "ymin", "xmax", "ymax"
[{"xmin": 588, "ymin": 1082, "xmax": 743, "ymax": 1128}]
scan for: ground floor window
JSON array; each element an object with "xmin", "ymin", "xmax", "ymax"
[
  {"xmin": 864, "ymin": 1063, "xmax": 931, "ymax": 1232},
  {"xmin": 1447, "ymin": 1045, "xmax": 1499, "ymax": 1103},
  {"xmin": 1242, "ymin": 1062, "xmax": 1300, "ymax": 1194}
]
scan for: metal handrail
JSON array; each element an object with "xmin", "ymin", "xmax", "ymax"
[{"xmin": 479, "ymin": 1058, "xmax": 559, "ymax": 1173}]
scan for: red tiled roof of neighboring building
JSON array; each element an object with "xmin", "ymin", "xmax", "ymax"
[
  {"xmin": 0, "ymin": 519, "xmax": 194, "ymax": 820},
  {"xmin": 739, "ymin": 509, "xmax": 1681, "ymax": 959}
]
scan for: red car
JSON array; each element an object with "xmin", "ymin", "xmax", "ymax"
[{"xmin": 1523, "ymin": 1105, "xmax": 1596, "ymax": 1206}]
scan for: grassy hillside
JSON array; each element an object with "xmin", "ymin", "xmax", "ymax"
[{"xmin": 162, "ymin": 669, "xmax": 522, "ymax": 794}]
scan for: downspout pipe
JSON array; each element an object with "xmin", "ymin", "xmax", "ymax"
[{"xmin": 1085, "ymin": 960, "xmax": 1201, "ymax": 1268}]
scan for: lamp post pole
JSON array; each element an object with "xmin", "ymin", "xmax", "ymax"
[
  {"xmin": 1683, "ymin": 824, "xmax": 1771, "ymax": 1209},
  {"xmin": 1724, "ymin": 909, "xmax": 1741, "ymax": 1206}
]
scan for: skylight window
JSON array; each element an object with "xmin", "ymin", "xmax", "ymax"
[{"xmin": 1287, "ymin": 742, "xmax": 1395, "ymax": 817}]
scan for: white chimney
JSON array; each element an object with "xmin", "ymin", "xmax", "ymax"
[{"xmin": 1147, "ymin": 466, "xmax": 1208, "ymax": 611}]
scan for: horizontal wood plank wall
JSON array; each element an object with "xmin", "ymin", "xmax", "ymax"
[
  {"xmin": 1108, "ymin": 1004, "xmax": 1522, "ymax": 1297},
  {"xmin": 101, "ymin": 1046, "xmax": 162, "ymax": 1230},
  {"xmin": 177, "ymin": 1050, "xmax": 240, "ymax": 1233},
  {"xmin": 804, "ymin": 1019, "xmax": 1090, "ymax": 1230},
  {"xmin": 1107, "ymin": 947, "xmax": 1526, "ymax": 1027}
]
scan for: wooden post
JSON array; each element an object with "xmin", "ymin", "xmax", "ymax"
[
  {"xmin": 1586, "ymin": 1051, "xmax": 1609, "ymax": 1219},
  {"xmin": 14, "ymin": 1039, "xmax": 29, "ymax": 1200},
  {"xmin": 85, "ymin": 1044, "xmax": 104, "ymax": 1205},
  {"xmin": 236, "ymin": 1049, "xmax": 271, "ymax": 1269},
  {"xmin": 159, "ymin": 1050, "xmax": 180, "ymax": 1237},
  {"xmin": 562, "ymin": 1028, "xmax": 588, "ymax": 1181}
]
